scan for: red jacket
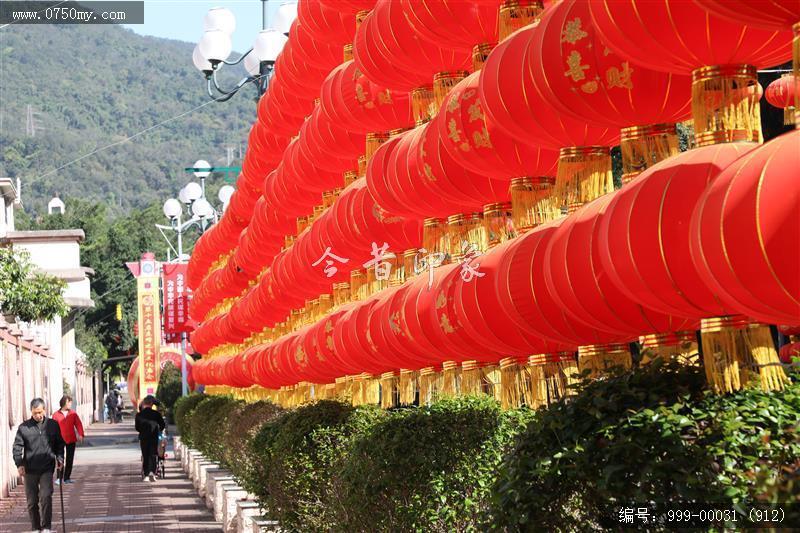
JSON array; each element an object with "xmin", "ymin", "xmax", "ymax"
[{"xmin": 52, "ymin": 409, "xmax": 85, "ymax": 444}]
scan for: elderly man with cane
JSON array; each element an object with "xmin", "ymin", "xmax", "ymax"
[{"xmin": 13, "ymin": 397, "xmax": 65, "ymax": 533}]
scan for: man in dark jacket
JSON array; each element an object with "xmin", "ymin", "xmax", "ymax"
[
  {"xmin": 13, "ymin": 397, "xmax": 65, "ymax": 533},
  {"xmin": 135, "ymin": 395, "xmax": 165, "ymax": 482}
]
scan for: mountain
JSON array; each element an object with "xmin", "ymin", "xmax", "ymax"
[{"xmin": 0, "ymin": 23, "xmax": 258, "ymax": 213}]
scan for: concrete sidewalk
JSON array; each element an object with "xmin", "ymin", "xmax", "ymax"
[{"xmin": 1, "ymin": 418, "xmax": 220, "ymax": 532}]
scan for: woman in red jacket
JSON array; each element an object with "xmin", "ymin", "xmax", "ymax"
[{"xmin": 52, "ymin": 395, "xmax": 85, "ymax": 484}]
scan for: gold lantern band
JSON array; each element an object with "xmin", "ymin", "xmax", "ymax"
[
  {"xmin": 433, "ymin": 71, "xmax": 469, "ymax": 112},
  {"xmin": 412, "ymin": 86, "xmax": 435, "ymax": 125},
  {"xmin": 472, "ymin": 43, "xmax": 495, "ymax": 71},
  {"xmin": 555, "ymin": 146, "xmax": 613, "ymax": 213},
  {"xmin": 482, "ymin": 202, "xmax": 516, "ymax": 249},
  {"xmin": 691, "ymin": 64, "xmax": 762, "ymax": 147},
  {"xmin": 509, "ymin": 176, "xmax": 559, "ymax": 232},
  {"xmin": 498, "ymin": 0, "xmax": 545, "ymax": 42},
  {"xmin": 620, "ymin": 123, "xmax": 680, "ymax": 184}
]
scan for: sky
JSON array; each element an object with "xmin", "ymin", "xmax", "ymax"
[{"xmin": 122, "ymin": 0, "xmax": 283, "ymax": 53}]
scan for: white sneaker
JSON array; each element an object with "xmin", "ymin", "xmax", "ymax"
[
  {"xmin": 148, "ymin": 473, "xmax": 156, "ymax": 482},
  {"xmin": 42, "ymin": 529, "xmax": 53, "ymax": 533}
]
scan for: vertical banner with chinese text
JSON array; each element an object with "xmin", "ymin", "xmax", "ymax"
[
  {"xmin": 137, "ymin": 264, "xmax": 161, "ymax": 397},
  {"xmin": 162, "ymin": 263, "xmax": 192, "ymax": 339}
]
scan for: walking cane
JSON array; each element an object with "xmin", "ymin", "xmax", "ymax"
[{"xmin": 58, "ymin": 462, "xmax": 66, "ymax": 533}]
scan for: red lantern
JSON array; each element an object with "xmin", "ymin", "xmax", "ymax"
[
  {"xmin": 598, "ymin": 142, "xmax": 759, "ymax": 320},
  {"xmin": 530, "ymin": 0, "xmax": 692, "ymax": 129},
  {"xmin": 694, "ymin": 1, "xmax": 800, "ymax": 32},
  {"xmin": 480, "ymin": 24, "xmax": 619, "ymax": 151},
  {"xmin": 765, "ymin": 74, "xmax": 800, "ymax": 110},
  {"xmin": 437, "ymin": 71, "xmax": 559, "ymax": 181},
  {"xmin": 545, "ymin": 193, "xmax": 698, "ymax": 340},
  {"xmin": 400, "ymin": 0, "xmax": 499, "ymax": 52},
  {"xmin": 296, "ymin": 0, "xmax": 356, "ymax": 46},
  {"xmin": 690, "ymin": 129, "xmax": 800, "ymax": 326},
  {"xmin": 588, "ymin": 0, "xmax": 793, "ymax": 74},
  {"xmin": 779, "ymin": 342, "xmax": 800, "ymax": 364}
]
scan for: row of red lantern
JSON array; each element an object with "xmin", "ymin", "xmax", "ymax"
[
  {"xmin": 194, "ymin": 126, "xmax": 799, "ymax": 388},
  {"xmin": 189, "ymin": 0, "xmax": 796, "ymax": 344},
  {"xmin": 190, "ymin": 179, "xmax": 424, "ymax": 354}
]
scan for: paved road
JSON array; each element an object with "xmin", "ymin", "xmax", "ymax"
[{"xmin": 2, "ymin": 418, "xmax": 220, "ymax": 532}]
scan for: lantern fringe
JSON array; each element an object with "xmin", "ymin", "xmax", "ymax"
[
  {"xmin": 482, "ymin": 365, "xmax": 502, "ymax": 403},
  {"xmin": 472, "ymin": 43, "xmax": 494, "ymax": 72},
  {"xmin": 360, "ymin": 374, "xmax": 380, "ymax": 406},
  {"xmin": 483, "ymin": 203, "xmax": 516, "ymax": 250},
  {"xmin": 335, "ymin": 377, "xmax": 354, "ymax": 403},
  {"xmin": 794, "ymin": 24, "xmax": 799, "ymax": 127},
  {"xmin": 380, "ymin": 372, "xmax": 399, "ymax": 409},
  {"xmin": 620, "ymin": 124, "xmax": 680, "ymax": 184},
  {"xmin": 555, "ymin": 147, "xmax": 613, "ymax": 213},
  {"xmin": 418, "ymin": 367, "xmax": 442, "ymax": 405},
  {"xmin": 433, "ymin": 71, "xmax": 469, "ymax": 114},
  {"xmin": 498, "ymin": 0, "xmax": 544, "ymax": 42},
  {"xmin": 510, "ymin": 177, "xmax": 559, "ymax": 233},
  {"xmin": 529, "ymin": 353, "xmax": 579, "ymax": 408},
  {"xmin": 399, "ymin": 369, "xmax": 418, "ymax": 405},
  {"xmin": 441, "ymin": 362, "xmax": 460, "ymax": 398},
  {"xmin": 448, "ymin": 213, "xmax": 485, "ymax": 262},
  {"xmin": 784, "ymin": 107, "xmax": 796, "ymax": 126},
  {"xmin": 423, "ymin": 218, "xmax": 451, "ymax": 264},
  {"xmin": 499, "ymin": 357, "xmax": 531, "ymax": 410},
  {"xmin": 412, "ymin": 86, "xmax": 434, "ymax": 126},
  {"xmin": 578, "ymin": 344, "xmax": 632, "ymax": 379},
  {"xmin": 701, "ymin": 317, "xmax": 789, "ymax": 394},
  {"xmin": 640, "ymin": 331, "xmax": 699, "ymax": 366},
  {"xmin": 460, "ymin": 361, "xmax": 483, "ymax": 395},
  {"xmin": 691, "ymin": 65, "xmax": 762, "ymax": 147}
]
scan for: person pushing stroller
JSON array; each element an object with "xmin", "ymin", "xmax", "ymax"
[{"xmin": 135, "ymin": 395, "xmax": 165, "ymax": 483}]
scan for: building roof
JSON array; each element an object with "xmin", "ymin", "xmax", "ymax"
[{"xmin": 0, "ymin": 229, "xmax": 85, "ymax": 244}]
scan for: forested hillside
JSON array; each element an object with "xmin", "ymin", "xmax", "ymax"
[{"xmin": 0, "ymin": 23, "xmax": 256, "ymax": 212}]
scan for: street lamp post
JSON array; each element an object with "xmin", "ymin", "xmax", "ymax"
[
  {"xmin": 159, "ymin": 162, "xmax": 233, "ymax": 396},
  {"xmin": 192, "ymin": 2, "xmax": 296, "ymax": 102}
]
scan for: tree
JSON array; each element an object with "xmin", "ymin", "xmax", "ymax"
[{"xmin": 0, "ymin": 247, "xmax": 68, "ymax": 322}]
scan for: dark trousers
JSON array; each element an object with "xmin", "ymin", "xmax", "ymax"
[
  {"xmin": 24, "ymin": 469, "xmax": 54, "ymax": 530},
  {"xmin": 141, "ymin": 439, "xmax": 157, "ymax": 476},
  {"xmin": 62, "ymin": 442, "xmax": 76, "ymax": 481}
]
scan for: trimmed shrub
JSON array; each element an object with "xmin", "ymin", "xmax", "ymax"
[
  {"xmin": 488, "ymin": 359, "xmax": 800, "ymax": 530},
  {"xmin": 244, "ymin": 400, "xmax": 384, "ymax": 531},
  {"xmin": 333, "ymin": 395, "xmax": 533, "ymax": 532},
  {"xmin": 173, "ymin": 393, "xmax": 206, "ymax": 445},
  {"xmin": 189, "ymin": 395, "xmax": 238, "ymax": 462},
  {"xmin": 221, "ymin": 400, "xmax": 284, "ymax": 482},
  {"xmin": 157, "ymin": 362, "xmax": 182, "ymax": 424}
]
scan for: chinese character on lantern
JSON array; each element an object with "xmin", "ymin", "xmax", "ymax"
[
  {"xmin": 458, "ymin": 241, "xmax": 485, "ymax": 283},
  {"xmin": 413, "ymin": 248, "xmax": 446, "ymax": 290},
  {"xmin": 362, "ymin": 242, "xmax": 395, "ymax": 281},
  {"xmin": 312, "ymin": 247, "xmax": 350, "ymax": 277}
]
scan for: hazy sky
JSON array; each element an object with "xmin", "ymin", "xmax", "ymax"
[{"xmin": 123, "ymin": 0, "xmax": 283, "ymax": 53}]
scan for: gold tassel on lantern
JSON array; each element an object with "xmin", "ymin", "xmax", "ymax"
[
  {"xmin": 498, "ymin": 0, "xmax": 545, "ymax": 42},
  {"xmin": 578, "ymin": 344, "xmax": 632, "ymax": 378},
  {"xmin": 499, "ymin": 357, "xmax": 531, "ymax": 410},
  {"xmin": 366, "ymin": 132, "xmax": 390, "ymax": 161},
  {"xmin": 399, "ymin": 369, "xmax": 418, "ymax": 405},
  {"xmin": 620, "ymin": 124, "xmax": 680, "ymax": 184},
  {"xmin": 483, "ymin": 202, "xmax": 517, "ymax": 249},
  {"xmin": 418, "ymin": 367, "xmax": 442, "ymax": 405},
  {"xmin": 510, "ymin": 177, "xmax": 560, "ymax": 233},
  {"xmin": 412, "ymin": 86, "xmax": 435, "ymax": 125},
  {"xmin": 460, "ymin": 361, "xmax": 484, "ymax": 396},
  {"xmin": 448, "ymin": 213, "xmax": 485, "ymax": 262},
  {"xmin": 423, "ymin": 218, "xmax": 451, "ymax": 264},
  {"xmin": 483, "ymin": 364, "xmax": 502, "ymax": 403},
  {"xmin": 555, "ymin": 147, "xmax": 614, "ymax": 213},
  {"xmin": 640, "ymin": 331, "xmax": 699, "ymax": 366},
  {"xmin": 441, "ymin": 361, "xmax": 461, "ymax": 398},
  {"xmin": 692, "ymin": 65, "xmax": 763, "ymax": 147},
  {"xmin": 472, "ymin": 43, "xmax": 494, "ymax": 72},
  {"xmin": 380, "ymin": 372, "xmax": 398, "ymax": 409},
  {"xmin": 433, "ymin": 71, "xmax": 469, "ymax": 113},
  {"xmin": 701, "ymin": 316, "xmax": 789, "ymax": 394}
]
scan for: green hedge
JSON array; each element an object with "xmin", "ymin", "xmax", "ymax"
[
  {"xmin": 333, "ymin": 395, "xmax": 533, "ymax": 532},
  {"xmin": 243, "ymin": 400, "xmax": 384, "ymax": 531},
  {"xmin": 189, "ymin": 395, "xmax": 237, "ymax": 461},
  {"xmin": 221, "ymin": 400, "xmax": 284, "ymax": 482},
  {"xmin": 488, "ymin": 359, "xmax": 800, "ymax": 530},
  {"xmin": 173, "ymin": 393, "xmax": 206, "ymax": 446}
]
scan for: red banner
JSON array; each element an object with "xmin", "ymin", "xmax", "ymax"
[
  {"xmin": 138, "ymin": 276, "xmax": 160, "ymax": 396},
  {"xmin": 162, "ymin": 263, "xmax": 193, "ymax": 334}
]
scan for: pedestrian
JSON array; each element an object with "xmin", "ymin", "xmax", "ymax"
[
  {"xmin": 52, "ymin": 394, "xmax": 85, "ymax": 485},
  {"xmin": 13, "ymin": 397, "xmax": 65, "ymax": 533},
  {"xmin": 135, "ymin": 395, "xmax": 165, "ymax": 483},
  {"xmin": 104, "ymin": 390, "xmax": 118, "ymax": 424},
  {"xmin": 114, "ymin": 389, "xmax": 124, "ymax": 422}
]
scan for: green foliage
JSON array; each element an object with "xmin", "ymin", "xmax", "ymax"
[
  {"xmin": 0, "ymin": 247, "xmax": 68, "ymax": 322},
  {"xmin": 245, "ymin": 400, "xmax": 384, "ymax": 531},
  {"xmin": 188, "ymin": 395, "xmax": 238, "ymax": 460},
  {"xmin": 173, "ymin": 393, "xmax": 206, "ymax": 446},
  {"xmin": 221, "ymin": 400, "xmax": 284, "ymax": 484},
  {"xmin": 334, "ymin": 396, "xmax": 534, "ymax": 532},
  {"xmin": 157, "ymin": 362, "xmax": 183, "ymax": 424},
  {"xmin": 488, "ymin": 360, "xmax": 800, "ymax": 530},
  {"xmin": 0, "ymin": 24, "xmax": 254, "ymax": 212}
]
